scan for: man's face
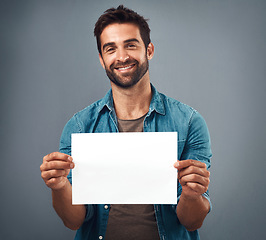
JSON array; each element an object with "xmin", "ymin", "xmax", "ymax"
[{"xmin": 99, "ymin": 23, "xmax": 153, "ymax": 89}]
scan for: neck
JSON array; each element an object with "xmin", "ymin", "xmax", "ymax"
[{"xmin": 111, "ymin": 72, "xmax": 152, "ymax": 120}]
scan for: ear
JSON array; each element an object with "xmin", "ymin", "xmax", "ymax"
[
  {"xmin": 99, "ymin": 54, "xmax": 105, "ymax": 69},
  {"xmin": 147, "ymin": 43, "xmax": 154, "ymax": 60}
]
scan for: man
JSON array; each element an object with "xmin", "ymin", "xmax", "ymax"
[{"xmin": 40, "ymin": 5, "xmax": 212, "ymax": 240}]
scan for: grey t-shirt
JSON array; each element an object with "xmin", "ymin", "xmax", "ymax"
[{"xmin": 104, "ymin": 114, "xmax": 160, "ymax": 240}]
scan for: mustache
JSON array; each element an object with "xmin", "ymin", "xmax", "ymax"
[{"xmin": 111, "ymin": 59, "xmax": 138, "ymax": 70}]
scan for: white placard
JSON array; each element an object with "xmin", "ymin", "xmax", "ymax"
[{"xmin": 71, "ymin": 132, "xmax": 177, "ymax": 204}]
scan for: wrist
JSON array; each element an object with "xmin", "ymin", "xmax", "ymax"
[{"xmin": 180, "ymin": 193, "xmax": 210, "ymax": 214}]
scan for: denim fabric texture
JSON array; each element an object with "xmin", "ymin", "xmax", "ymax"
[{"xmin": 59, "ymin": 84, "xmax": 212, "ymax": 240}]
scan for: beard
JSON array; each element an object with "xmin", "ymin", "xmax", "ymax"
[{"xmin": 104, "ymin": 57, "xmax": 149, "ymax": 89}]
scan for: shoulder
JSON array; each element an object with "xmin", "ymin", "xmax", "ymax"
[
  {"xmin": 74, "ymin": 98, "xmax": 104, "ymax": 121},
  {"xmin": 158, "ymin": 92, "xmax": 209, "ymax": 138},
  {"xmin": 62, "ymin": 96, "xmax": 106, "ymax": 134},
  {"xmin": 159, "ymin": 92, "xmax": 197, "ymax": 121}
]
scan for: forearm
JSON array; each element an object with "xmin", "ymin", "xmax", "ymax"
[
  {"xmin": 52, "ymin": 180, "xmax": 86, "ymax": 230},
  {"xmin": 176, "ymin": 194, "xmax": 210, "ymax": 231}
]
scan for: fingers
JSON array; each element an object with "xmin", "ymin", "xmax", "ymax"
[
  {"xmin": 185, "ymin": 182, "xmax": 209, "ymax": 195},
  {"xmin": 40, "ymin": 152, "xmax": 74, "ymax": 190},
  {"xmin": 178, "ymin": 164, "xmax": 210, "ymax": 180},
  {"xmin": 43, "ymin": 152, "xmax": 72, "ymax": 162},
  {"xmin": 174, "ymin": 159, "xmax": 206, "ymax": 170},
  {"xmin": 45, "ymin": 176, "xmax": 68, "ymax": 189},
  {"xmin": 179, "ymin": 173, "xmax": 210, "ymax": 191},
  {"xmin": 41, "ymin": 160, "xmax": 74, "ymax": 172},
  {"xmin": 173, "ymin": 159, "xmax": 210, "ymax": 196},
  {"xmin": 41, "ymin": 169, "xmax": 70, "ymax": 180},
  {"xmin": 41, "ymin": 152, "xmax": 73, "ymax": 170}
]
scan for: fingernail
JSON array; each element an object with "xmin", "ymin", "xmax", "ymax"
[
  {"xmin": 68, "ymin": 156, "xmax": 73, "ymax": 161},
  {"xmin": 70, "ymin": 163, "xmax": 74, "ymax": 168},
  {"xmin": 174, "ymin": 162, "xmax": 179, "ymax": 167}
]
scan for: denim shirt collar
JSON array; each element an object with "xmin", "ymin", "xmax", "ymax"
[{"xmin": 97, "ymin": 84, "xmax": 166, "ymax": 116}]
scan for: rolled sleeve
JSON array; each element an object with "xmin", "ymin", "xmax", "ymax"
[{"xmin": 179, "ymin": 110, "xmax": 212, "ymax": 212}]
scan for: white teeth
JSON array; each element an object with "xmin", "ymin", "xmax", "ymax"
[{"xmin": 117, "ymin": 65, "xmax": 133, "ymax": 70}]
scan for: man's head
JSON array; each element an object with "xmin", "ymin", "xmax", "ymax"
[
  {"xmin": 94, "ymin": 5, "xmax": 151, "ymax": 56},
  {"xmin": 94, "ymin": 6, "xmax": 154, "ymax": 89}
]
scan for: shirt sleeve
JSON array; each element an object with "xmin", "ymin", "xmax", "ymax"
[
  {"xmin": 59, "ymin": 114, "xmax": 95, "ymax": 221},
  {"xmin": 59, "ymin": 115, "xmax": 81, "ymax": 184},
  {"xmin": 178, "ymin": 110, "xmax": 212, "ymax": 211}
]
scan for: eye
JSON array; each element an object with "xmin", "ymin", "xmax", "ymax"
[
  {"xmin": 106, "ymin": 47, "xmax": 115, "ymax": 53},
  {"xmin": 103, "ymin": 46, "xmax": 116, "ymax": 54},
  {"xmin": 126, "ymin": 43, "xmax": 137, "ymax": 49}
]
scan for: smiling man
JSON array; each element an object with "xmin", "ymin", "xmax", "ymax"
[
  {"xmin": 100, "ymin": 24, "xmax": 151, "ymax": 89},
  {"xmin": 40, "ymin": 5, "xmax": 212, "ymax": 240}
]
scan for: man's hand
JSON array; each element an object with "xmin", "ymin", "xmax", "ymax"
[
  {"xmin": 40, "ymin": 152, "xmax": 74, "ymax": 190},
  {"xmin": 174, "ymin": 159, "xmax": 210, "ymax": 200},
  {"xmin": 174, "ymin": 159, "xmax": 210, "ymax": 231},
  {"xmin": 40, "ymin": 152, "xmax": 85, "ymax": 230}
]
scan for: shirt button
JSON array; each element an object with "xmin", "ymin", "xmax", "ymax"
[
  {"xmin": 99, "ymin": 236, "xmax": 103, "ymax": 240},
  {"xmin": 104, "ymin": 205, "xmax": 108, "ymax": 209}
]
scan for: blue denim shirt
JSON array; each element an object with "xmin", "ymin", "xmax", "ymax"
[{"xmin": 59, "ymin": 84, "xmax": 212, "ymax": 240}]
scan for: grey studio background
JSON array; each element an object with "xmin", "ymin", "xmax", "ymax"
[{"xmin": 1, "ymin": 0, "xmax": 265, "ymax": 239}]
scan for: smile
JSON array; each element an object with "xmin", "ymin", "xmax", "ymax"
[{"xmin": 115, "ymin": 64, "xmax": 135, "ymax": 72}]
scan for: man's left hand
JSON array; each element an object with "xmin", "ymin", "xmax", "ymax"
[{"xmin": 174, "ymin": 160, "xmax": 210, "ymax": 200}]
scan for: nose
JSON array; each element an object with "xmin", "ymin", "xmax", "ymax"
[{"xmin": 116, "ymin": 48, "xmax": 129, "ymax": 62}]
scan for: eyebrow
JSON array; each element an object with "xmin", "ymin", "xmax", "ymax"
[
  {"xmin": 102, "ymin": 38, "xmax": 140, "ymax": 52},
  {"xmin": 102, "ymin": 42, "xmax": 115, "ymax": 52},
  {"xmin": 124, "ymin": 38, "xmax": 140, "ymax": 44}
]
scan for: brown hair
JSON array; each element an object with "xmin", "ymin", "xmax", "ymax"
[{"xmin": 94, "ymin": 5, "xmax": 151, "ymax": 55}]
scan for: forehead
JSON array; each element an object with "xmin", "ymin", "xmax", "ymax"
[{"xmin": 100, "ymin": 23, "xmax": 143, "ymax": 46}]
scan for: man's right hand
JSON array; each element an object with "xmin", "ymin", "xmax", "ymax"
[{"xmin": 40, "ymin": 152, "xmax": 74, "ymax": 190}]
